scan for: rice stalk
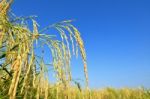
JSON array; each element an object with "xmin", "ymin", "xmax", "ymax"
[
  {"xmin": 44, "ymin": 78, "xmax": 49, "ymax": 99},
  {"xmin": 20, "ymin": 45, "xmax": 34, "ymax": 94},
  {"xmin": 8, "ymin": 55, "xmax": 21, "ymax": 99}
]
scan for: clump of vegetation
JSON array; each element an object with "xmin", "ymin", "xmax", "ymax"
[
  {"xmin": 88, "ymin": 87, "xmax": 150, "ymax": 99},
  {"xmin": 0, "ymin": 0, "xmax": 150, "ymax": 99},
  {"xmin": 0, "ymin": 0, "xmax": 88, "ymax": 98}
]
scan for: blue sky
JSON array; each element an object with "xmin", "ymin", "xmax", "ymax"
[{"xmin": 11, "ymin": 0, "xmax": 150, "ymax": 88}]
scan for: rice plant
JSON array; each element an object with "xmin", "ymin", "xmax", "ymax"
[
  {"xmin": 0, "ymin": 0, "xmax": 150, "ymax": 99},
  {"xmin": 0, "ymin": 0, "xmax": 88, "ymax": 98}
]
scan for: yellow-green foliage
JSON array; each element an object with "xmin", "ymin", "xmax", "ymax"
[
  {"xmin": 89, "ymin": 88, "xmax": 150, "ymax": 99},
  {"xmin": 0, "ymin": 0, "xmax": 150, "ymax": 99},
  {"xmin": 0, "ymin": 0, "xmax": 88, "ymax": 98}
]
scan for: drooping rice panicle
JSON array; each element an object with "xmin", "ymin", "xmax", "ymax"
[{"xmin": 0, "ymin": 0, "xmax": 89, "ymax": 98}]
